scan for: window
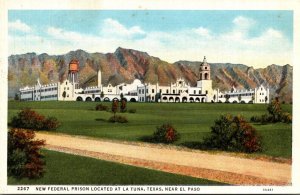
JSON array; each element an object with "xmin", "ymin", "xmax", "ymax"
[
  {"xmin": 199, "ymin": 90, "xmax": 201, "ymax": 94},
  {"xmin": 206, "ymin": 90, "xmax": 208, "ymax": 94},
  {"xmin": 152, "ymin": 89, "xmax": 154, "ymax": 93},
  {"xmin": 139, "ymin": 89, "xmax": 141, "ymax": 94},
  {"xmin": 173, "ymin": 90, "xmax": 175, "ymax": 94},
  {"xmin": 194, "ymin": 90, "xmax": 196, "ymax": 94},
  {"xmin": 166, "ymin": 89, "xmax": 169, "ymax": 93},
  {"xmin": 67, "ymin": 87, "xmax": 69, "ymax": 90},
  {"xmin": 159, "ymin": 89, "xmax": 162, "ymax": 93},
  {"xmin": 66, "ymin": 82, "xmax": 67, "ymax": 85},
  {"xmin": 146, "ymin": 89, "xmax": 148, "ymax": 93},
  {"xmin": 142, "ymin": 89, "xmax": 144, "ymax": 94}
]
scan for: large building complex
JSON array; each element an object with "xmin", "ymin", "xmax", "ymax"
[{"xmin": 19, "ymin": 57, "xmax": 269, "ymax": 104}]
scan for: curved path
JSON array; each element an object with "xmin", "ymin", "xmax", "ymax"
[{"xmin": 35, "ymin": 132, "xmax": 291, "ymax": 185}]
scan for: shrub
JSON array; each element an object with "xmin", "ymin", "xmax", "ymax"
[
  {"xmin": 250, "ymin": 115, "xmax": 261, "ymax": 123},
  {"xmin": 108, "ymin": 115, "xmax": 128, "ymax": 123},
  {"xmin": 120, "ymin": 99, "xmax": 127, "ymax": 113},
  {"xmin": 8, "ymin": 128, "xmax": 45, "ymax": 179},
  {"xmin": 281, "ymin": 112, "xmax": 292, "ymax": 123},
  {"xmin": 43, "ymin": 117, "xmax": 60, "ymax": 130},
  {"xmin": 260, "ymin": 114, "xmax": 273, "ymax": 124},
  {"xmin": 128, "ymin": 109, "xmax": 137, "ymax": 113},
  {"xmin": 152, "ymin": 124, "xmax": 180, "ymax": 144},
  {"xmin": 267, "ymin": 98, "xmax": 282, "ymax": 122},
  {"xmin": 11, "ymin": 108, "xmax": 59, "ymax": 130},
  {"xmin": 95, "ymin": 104, "xmax": 108, "ymax": 111},
  {"xmin": 203, "ymin": 114, "xmax": 261, "ymax": 153}
]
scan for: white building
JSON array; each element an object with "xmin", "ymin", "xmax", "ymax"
[{"xmin": 19, "ymin": 56, "xmax": 269, "ymax": 104}]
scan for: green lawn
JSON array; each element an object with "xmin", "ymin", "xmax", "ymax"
[
  {"xmin": 8, "ymin": 101, "xmax": 292, "ymax": 158},
  {"xmin": 8, "ymin": 149, "xmax": 225, "ymax": 185}
]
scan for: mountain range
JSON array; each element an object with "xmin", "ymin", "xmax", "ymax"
[{"xmin": 8, "ymin": 47, "xmax": 293, "ymax": 103}]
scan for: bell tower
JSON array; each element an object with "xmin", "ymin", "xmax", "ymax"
[
  {"xmin": 197, "ymin": 56, "xmax": 213, "ymax": 102},
  {"xmin": 198, "ymin": 56, "xmax": 210, "ymax": 80}
]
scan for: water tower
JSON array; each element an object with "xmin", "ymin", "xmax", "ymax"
[{"xmin": 68, "ymin": 59, "xmax": 79, "ymax": 88}]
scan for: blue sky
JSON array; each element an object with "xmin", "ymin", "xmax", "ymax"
[{"xmin": 8, "ymin": 10, "xmax": 293, "ymax": 67}]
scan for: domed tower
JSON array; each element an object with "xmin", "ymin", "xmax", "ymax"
[
  {"xmin": 199, "ymin": 56, "xmax": 210, "ymax": 80},
  {"xmin": 68, "ymin": 59, "xmax": 79, "ymax": 88}
]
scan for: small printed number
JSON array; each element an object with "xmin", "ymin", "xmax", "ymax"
[
  {"xmin": 17, "ymin": 187, "xmax": 29, "ymax": 191},
  {"xmin": 263, "ymin": 188, "xmax": 273, "ymax": 191}
]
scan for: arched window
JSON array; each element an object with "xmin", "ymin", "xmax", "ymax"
[{"xmin": 204, "ymin": 73, "xmax": 209, "ymax": 80}]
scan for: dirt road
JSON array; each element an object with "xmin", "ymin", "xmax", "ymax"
[{"xmin": 35, "ymin": 132, "xmax": 291, "ymax": 185}]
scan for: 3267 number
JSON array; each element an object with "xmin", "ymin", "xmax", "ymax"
[{"xmin": 17, "ymin": 186, "xmax": 29, "ymax": 191}]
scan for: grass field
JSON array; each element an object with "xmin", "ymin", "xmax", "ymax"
[
  {"xmin": 8, "ymin": 101, "xmax": 292, "ymax": 158},
  {"xmin": 8, "ymin": 149, "xmax": 225, "ymax": 185}
]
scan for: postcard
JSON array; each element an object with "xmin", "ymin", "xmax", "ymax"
[{"xmin": 0, "ymin": 0, "xmax": 299, "ymax": 194}]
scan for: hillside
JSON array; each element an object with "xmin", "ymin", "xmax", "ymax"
[{"xmin": 8, "ymin": 48, "xmax": 293, "ymax": 102}]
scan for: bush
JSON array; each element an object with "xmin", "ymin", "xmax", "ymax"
[
  {"xmin": 203, "ymin": 114, "xmax": 261, "ymax": 153},
  {"xmin": 95, "ymin": 104, "xmax": 108, "ymax": 111},
  {"xmin": 250, "ymin": 115, "xmax": 261, "ymax": 123},
  {"xmin": 128, "ymin": 109, "xmax": 137, "ymax": 113},
  {"xmin": 281, "ymin": 112, "xmax": 292, "ymax": 123},
  {"xmin": 152, "ymin": 124, "xmax": 180, "ymax": 144},
  {"xmin": 267, "ymin": 98, "xmax": 282, "ymax": 122},
  {"xmin": 120, "ymin": 99, "xmax": 127, "ymax": 113},
  {"xmin": 108, "ymin": 115, "xmax": 128, "ymax": 123},
  {"xmin": 11, "ymin": 108, "xmax": 59, "ymax": 130},
  {"xmin": 260, "ymin": 114, "xmax": 273, "ymax": 124},
  {"xmin": 8, "ymin": 128, "xmax": 45, "ymax": 179},
  {"xmin": 43, "ymin": 117, "xmax": 60, "ymax": 130}
]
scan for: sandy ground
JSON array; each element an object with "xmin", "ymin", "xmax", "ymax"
[{"xmin": 35, "ymin": 132, "xmax": 291, "ymax": 185}]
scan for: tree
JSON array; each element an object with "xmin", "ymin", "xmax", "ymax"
[
  {"xmin": 265, "ymin": 96, "xmax": 268, "ymax": 104},
  {"xmin": 120, "ymin": 99, "xmax": 127, "ymax": 112},
  {"xmin": 267, "ymin": 97, "xmax": 282, "ymax": 122},
  {"xmin": 111, "ymin": 99, "xmax": 118, "ymax": 120},
  {"xmin": 100, "ymin": 91, "xmax": 104, "ymax": 99},
  {"xmin": 224, "ymin": 94, "xmax": 230, "ymax": 103},
  {"xmin": 8, "ymin": 128, "xmax": 45, "ymax": 179},
  {"xmin": 62, "ymin": 91, "xmax": 66, "ymax": 100},
  {"xmin": 238, "ymin": 94, "xmax": 242, "ymax": 103},
  {"xmin": 14, "ymin": 93, "xmax": 20, "ymax": 101}
]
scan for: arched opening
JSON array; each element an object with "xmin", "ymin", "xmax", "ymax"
[
  {"xmin": 130, "ymin": 98, "xmax": 136, "ymax": 102},
  {"xmin": 162, "ymin": 96, "xmax": 168, "ymax": 102},
  {"xmin": 189, "ymin": 97, "xmax": 194, "ymax": 102},
  {"xmin": 233, "ymin": 100, "xmax": 238, "ymax": 104},
  {"xmin": 201, "ymin": 97, "xmax": 205, "ymax": 103},
  {"xmin": 113, "ymin": 97, "xmax": 119, "ymax": 102},
  {"xmin": 195, "ymin": 98, "xmax": 200, "ymax": 102},
  {"xmin": 169, "ymin": 97, "xmax": 174, "ymax": 102},
  {"xmin": 182, "ymin": 97, "xmax": 187, "ymax": 102},
  {"xmin": 104, "ymin": 97, "xmax": 110, "ymax": 102},
  {"xmin": 175, "ymin": 97, "xmax": 180, "ymax": 103},
  {"xmin": 94, "ymin": 97, "xmax": 101, "ymax": 102},
  {"xmin": 76, "ymin": 96, "xmax": 83, "ymax": 101},
  {"xmin": 204, "ymin": 73, "xmax": 209, "ymax": 80},
  {"xmin": 86, "ymin": 97, "xmax": 92, "ymax": 101}
]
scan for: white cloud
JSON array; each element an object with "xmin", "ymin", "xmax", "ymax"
[
  {"xmin": 101, "ymin": 18, "xmax": 145, "ymax": 38},
  {"xmin": 193, "ymin": 27, "xmax": 211, "ymax": 38},
  {"xmin": 8, "ymin": 20, "xmax": 31, "ymax": 33},
  {"xmin": 9, "ymin": 17, "xmax": 292, "ymax": 68},
  {"xmin": 233, "ymin": 16, "xmax": 256, "ymax": 30}
]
